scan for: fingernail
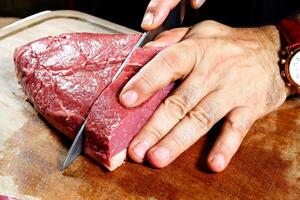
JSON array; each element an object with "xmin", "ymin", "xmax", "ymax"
[
  {"xmin": 141, "ymin": 12, "xmax": 154, "ymax": 28},
  {"xmin": 121, "ymin": 90, "xmax": 138, "ymax": 107},
  {"xmin": 132, "ymin": 142, "xmax": 148, "ymax": 160},
  {"xmin": 194, "ymin": 0, "xmax": 204, "ymax": 8},
  {"xmin": 210, "ymin": 154, "xmax": 225, "ymax": 171},
  {"xmin": 152, "ymin": 147, "xmax": 170, "ymax": 162}
]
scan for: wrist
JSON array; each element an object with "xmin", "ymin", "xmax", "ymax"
[{"xmin": 257, "ymin": 25, "xmax": 294, "ymax": 97}]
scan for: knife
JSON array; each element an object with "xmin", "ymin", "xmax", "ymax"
[
  {"xmin": 61, "ymin": 0, "xmax": 187, "ymax": 171},
  {"xmin": 112, "ymin": 0, "xmax": 186, "ymax": 81}
]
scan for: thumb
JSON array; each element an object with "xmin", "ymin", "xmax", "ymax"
[
  {"xmin": 142, "ymin": 0, "xmax": 182, "ymax": 30},
  {"xmin": 190, "ymin": 0, "xmax": 206, "ymax": 9},
  {"xmin": 119, "ymin": 39, "xmax": 199, "ymax": 107},
  {"xmin": 144, "ymin": 27, "xmax": 189, "ymax": 48}
]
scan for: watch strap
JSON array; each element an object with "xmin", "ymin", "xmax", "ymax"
[
  {"xmin": 277, "ymin": 18, "xmax": 300, "ymax": 47},
  {"xmin": 277, "ymin": 18, "xmax": 300, "ymax": 95}
]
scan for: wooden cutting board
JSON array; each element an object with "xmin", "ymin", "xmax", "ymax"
[{"xmin": 0, "ymin": 10, "xmax": 299, "ymax": 200}]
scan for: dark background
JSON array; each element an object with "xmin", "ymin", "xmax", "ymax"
[{"xmin": 0, "ymin": 0, "xmax": 299, "ymax": 31}]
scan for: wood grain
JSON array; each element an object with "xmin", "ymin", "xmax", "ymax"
[{"xmin": 0, "ymin": 10, "xmax": 299, "ymax": 200}]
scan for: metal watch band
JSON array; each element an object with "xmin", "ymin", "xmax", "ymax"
[{"xmin": 277, "ymin": 18, "xmax": 300, "ymax": 94}]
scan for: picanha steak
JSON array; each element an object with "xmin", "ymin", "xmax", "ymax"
[{"xmin": 14, "ymin": 33, "xmax": 173, "ymax": 171}]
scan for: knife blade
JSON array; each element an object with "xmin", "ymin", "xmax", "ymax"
[
  {"xmin": 112, "ymin": 0, "xmax": 187, "ymax": 81},
  {"xmin": 61, "ymin": 0, "xmax": 187, "ymax": 171},
  {"xmin": 61, "ymin": 119, "xmax": 86, "ymax": 170}
]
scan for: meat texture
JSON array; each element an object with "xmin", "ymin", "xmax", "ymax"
[
  {"xmin": 85, "ymin": 48, "xmax": 173, "ymax": 170},
  {"xmin": 14, "ymin": 33, "xmax": 140, "ymax": 138},
  {"xmin": 14, "ymin": 33, "xmax": 173, "ymax": 171}
]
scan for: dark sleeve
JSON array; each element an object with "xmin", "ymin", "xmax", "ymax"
[{"xmin": 184, "ymin": 0, "xmax": 300, "ymax": 27}]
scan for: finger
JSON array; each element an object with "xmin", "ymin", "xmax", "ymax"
[
  {"xmin": 190, "ymin": 0, "xmax": 206, "ymax": 9},
  {"xmin": 146, "ymin": 89, "xmax": 235, "ymax": 168},
  {"xmin": 184, "ymin": 20, "xmax": 231, "ymax": 39},
  {"xmin": 128, "ymin": 72, "xmax": 213, "ymax": 163},
  {"xmin": 144, "ymin": 27, "xmax": 189, "ymax": 48},
  {"xmin": 142, "ymin": 0, "xmax": 182, "ymax": 30},
  {"xmin": 207, "ymin": 107, "xmax": 256, "ymax": 172},
  {"xmin": 120, "ymin": 39, "xmax": 202, "ymax": 107}
]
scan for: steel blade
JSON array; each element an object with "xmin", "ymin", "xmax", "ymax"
[
  {"xmin": 112, "ymin": 32, "xmax": 149, "ymax": 81},
  {"xmin": 61, "ymin": 120, "xmax": 86, "ymax": 170},
  {"xmin": 61, "ymin": 0, "xmax": 187, "ymax": 170}
]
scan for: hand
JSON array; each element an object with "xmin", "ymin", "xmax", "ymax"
[
  {"xmin": 141, "ymin": 0, "xmax": 206, "ymax": 30},
  {"xmin": 120, "ymin": 20, "xmax": 291, "ymax": 172}
]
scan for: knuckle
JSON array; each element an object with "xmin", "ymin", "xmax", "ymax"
[
  {"xmin": 179, "ymin": 38, "xmax": 207, "ymax": 62},
  {"xmin": 183, "ymin": 39, "xmax": 203, "ymax": 55},
  {"xmin": 134, "ymin": 72, "xmax": 156, "ymax": 93},
  {"xmin": 145, "ymin": 125, "xmax": 165, "ymax": 141},
  {"xmin": 179, "ymin": 39, "xmax": 199, "ymax": 54},
  {"xmin": 188, "ymin": 106, "xmax": 215, "ymax": 131},
  {"xmin": 200, "ymin": 20, "xmax": 228, "ymax": 30},
  {"xmin": 159, "ymin": 50, "xmax": 180, "ymax": 73},
  {"xmin": 219, "ymin": 140, "xmax": 235, "ymax": 156},
  {"xmin": 179, "ymin": 86, "xmax": 200, "ymax": 106},
  {"xmin": 225, "ymin": 118, "xmax": 249, "ymax": 139},
  {"xmin": 168, "ymin": 134, "xmax": 185, "ymax": 149},
  {"xmin": 199, "ymin": 20, "xmax": 220, "ymax": 28},
  {"xmin": 192, "ymin": 20, "xmax": 231, "ymax": 38},
  {"xmin": 158, "ymin": 41, "xmax": 197, "ymax": 79},
  {"xmin": 192, "ymin": 39, "xmax": 207, "ymax": 54},
  {"xmin": 163, "ymin": 95, "xmax": 190, "ymax": 121}
]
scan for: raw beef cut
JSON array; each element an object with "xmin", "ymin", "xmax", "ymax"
[
  {"xmin": 84, "ymin": 48, "xmax": 173, "ymax": 170},
  {"xmin": 14, "ymin": 33, "xmax": 141, "ymax": 139},
  {"xmin": 14, "ymin": 33, "xmax": 173, "ymax": 171}
]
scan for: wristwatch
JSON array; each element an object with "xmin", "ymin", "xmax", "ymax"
[{"xmin": 277, "ymin": 18, "xmax": 300, "ymax": 94}]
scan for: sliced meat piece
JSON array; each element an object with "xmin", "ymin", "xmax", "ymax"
[
  {"xmin": 14, "ymin": 33, "xmax": 141, "ymax": 138},
  {"xmin": 84, "ymin": 48, "xmax": 174, "ymax": 171}
]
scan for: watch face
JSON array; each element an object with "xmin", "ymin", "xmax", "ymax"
[{"xmin": 289, "ymin": 50, "xmax": 300, "ymax": 86}]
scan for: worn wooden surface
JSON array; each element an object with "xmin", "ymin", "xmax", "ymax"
[{"xmin": 0, "ymin": 10, "xmax": 299, "ymax": 200}]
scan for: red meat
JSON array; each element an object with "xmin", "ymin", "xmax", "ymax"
[
  {"xmin": 14, "ymin": 33, "xmax": 141, "ymax": 138},
  {"xmin": 84, "ymin": 48, "xmax": 173, "ymax": 170},
  {"xmin": 14, "ymin": 33, "xmax": 173, "ymax": 170}
]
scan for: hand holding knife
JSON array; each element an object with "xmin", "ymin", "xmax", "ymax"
[{"xmin": 61, "ymin": 0, "xmax": 187, "ymax": 170}]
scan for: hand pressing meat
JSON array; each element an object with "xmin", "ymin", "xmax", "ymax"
[
  {"xmin": 121, "ymin": 0, "xmax": 297, "ymax": 172},
  {"xmin": 84, "ymin": 48, "xmax": 173, "ymax": 170}
]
